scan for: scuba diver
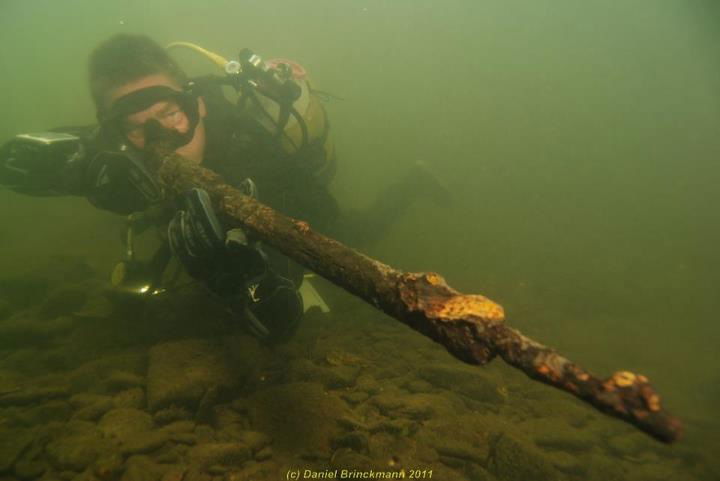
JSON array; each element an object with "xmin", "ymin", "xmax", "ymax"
[{"xmin": 0, "ymin": 34, "xmax": 448, "ymax": 343}]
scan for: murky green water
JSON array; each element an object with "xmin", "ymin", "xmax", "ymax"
[{"xmin": 1, "ymin": 1, "xmax": 718, "ymax": 480}]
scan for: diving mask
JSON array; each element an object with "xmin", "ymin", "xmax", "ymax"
[{"xmin": 98, "ymin": 84, "xmax": 200, "ymax": 150}]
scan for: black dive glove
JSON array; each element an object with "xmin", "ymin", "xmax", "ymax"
[{"xmin": 167, "ymin": 185, "xmax": 303, "ymax": 342}]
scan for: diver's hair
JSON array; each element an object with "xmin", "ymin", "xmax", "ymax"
[{"xmin": 88, "ymin": 34, "xmax": 188, "ymax": 112}]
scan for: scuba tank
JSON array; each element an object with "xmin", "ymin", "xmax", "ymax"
[{"xmin": 166, "ymin": 42, "xmax": 337, "ymax": 185}]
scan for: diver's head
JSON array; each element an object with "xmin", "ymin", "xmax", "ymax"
[{"xmin": 89, "ymin": 34, "xmax": 207, "ymax": 162}]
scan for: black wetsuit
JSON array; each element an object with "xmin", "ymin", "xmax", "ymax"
[{"xmin": 194, "ymin": 76, "xmax": 341, "ymax": 284}]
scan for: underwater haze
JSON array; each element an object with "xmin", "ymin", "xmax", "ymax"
[{"xmin": 1, "ymin": 0, "xmax": 719, "ymax": 480}]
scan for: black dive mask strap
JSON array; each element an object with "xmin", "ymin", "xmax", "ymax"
[{"xmin": 98, "ymin": 83, "xmax": 200, "ymax": 150}]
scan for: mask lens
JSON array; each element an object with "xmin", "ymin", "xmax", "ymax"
[{"xmin": 120, "ymin": 100, "xmax": 187, "ymax": 148}]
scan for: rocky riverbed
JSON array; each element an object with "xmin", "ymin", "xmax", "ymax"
[{"xmin": 0, "ymin": 256, "xmax": 716, "ymax": 481}]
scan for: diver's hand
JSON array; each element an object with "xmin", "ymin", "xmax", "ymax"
[
  {"xmin": 167, "ymin": 184, "xmax": 303, "ymax": 342},
  {"xmin": 167, "ymin": 187, "xmax": 226, "ymax": 278},
  {"xmin": 168, "ymin": 188, "xmax": 224, "ymax": 253},
  {"xmin": 240, "ymin": 272, "xmax": 303, "ymax": 342},
  {"xmin": 167, "ymin": 184, "xmax": 263, "ymax": 280}
]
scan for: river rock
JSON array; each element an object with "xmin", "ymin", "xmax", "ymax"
[
  {"xmin": 196, "ymin": 385, "xmax": 222, "ymax": 424},
  {"xmin": 526, "ymin": 397, "xmax": 596, "ymax": 429},
  {"xmin": 340, "ymin": 391, "xmax": 369, "ymax": 405},
  {"xmin": 332, "ymin": 432, "xmax": 369, "ymax": 453},
  {"xmin": 104, "ymin": 370, "xmax": 145, "ymax": 392},
  {"xmin": 0, "ymin": 277, "xmax": 50, "ymax": 311},
  {"xmin": 194, "ymin": 425, "xmax": 216, "ymax": 444},
  {"xmin": 154, "ymin": 405, "xmax": 193, "ymax": 425},
  {"xmin": 160, "ymin": 467, "xmax": 188, "ymax": 481},
  {"xmin": 72, "ymin": 398, "xmax": 115, "ymax": 422},
  {"xmin": 146, "ymin": 339, "xmax": 240, "ymax": 412},
  {"xmin": 370, "ymin": 392, "xmax": 463, "ymax": 421},
  {"xmin": 545, "ymin": 450, "xmax": 586, "ymax": 476},
  {"xmin": 120, "ymin": 430, "xmax": 170, "ymax": 456},
  {"xmin": 0, "ymin": 427, "xmax": 34, "ymax": 472},
  {"xmin": 93, "ymin": 452, "xmax": 124, "ymax": 480},
  {"xmin": 522, "ymin": 417, "xmax": 596, "ymax": 453},
  {"xmin": 74, "ymin": 292, "xmax": 115, "ymax": 319},
  {"xmin": 113, "ymin": 387, "xmax": 145, "ymax": 410},
  {"xmin": 32, "ymin": 256, "xmax": 95, "ymax": 286},
  {"xmin": 20, "ymin": 400, "xmax": 72, "ymax": 426},
  {"xmin": 121, "ymin": 455, "xmax": 165, "ymax": 481},
  {"xmin": 159, "ymin": 420, "xmax": 196, "ymax": 435},
  {"xmin": 420, "ymin": 416, "xmax": 489, "ymax": 465},
  {"xmin": 0, "ymin": 316, "xmax": 75, "ymax": 348},
  {"xmin": 368, "ymin": 418, "xmax": 418, "ymax": 437},
  {"xmin": 403, "ymin": 379, "xmax": 434, "ymax": 394},
  {"xmin": 235, "ymin": 431, "xmax": 271, "ymax": 454},
  {"xmin": 466, "ymin": 463, "xmax": 499, "ymax": 481},
  {"xmin": 14, "ymin": 456, "xmax": 47, "ymax": 479},
  {"xmin": 630, "ymin": 462, "xmax": 689, "ymax": 481},
  {"xmin": 210, "ymin": 404, "xmax": 244, "ymax": 429},
  {"xmin": 249, "ymin": 382, "xmax": 348, "ymax": 453},
  {"xmin": 98, "ymin": 408, "xmax": 154, "ymax": 443},
  {"xmin": 254, "ymin": 446, "xmax": 272, "ymax": 461},
  {"xmin": 329, "ymin": 448, "xmax": 374, "ymax": 471},
  {"xmin": 38, "ymin": 287, "xmax": 88, "ymax": 319},
  {"xmin": 187, "ymin": 443, "xmax": 251, "ymax": 470},
  {"xmin": 168, "ymin": 432, "xmax": 197, "ymax": 446},
  {"xmin": 487, "ymin": 434, "xmax": 560, "ymax": 481},
  {"xmin": 69, "ymin": 469, "xmax": 100, "ymax": 481},
  {"xmin": 604, "ymin": 431, "xmax": 653, "ymax": 458},
  {"xmin": 0, "ymin": 385, "xmax": 70, "ymax": 407},
  {"xmin": 66, "ymin": 350, "xmax": 146, "ymax": 393},
  {"xmin": 12, "ymin": 435, "xmax": 47, "ymax": 479},
  {"xmin": 354, "ymin": 375, "xmax": 381, "ymax": 395},
  {"xmin": 0, "ymin": 298, "xmax": 12, "ymax": 320},
  {"xmin": 582, "ymin": 453, "xmax": 627, "ymax": 481},
  {"xmin": 183, "ymin": 469, "xmax": 212, "ymax": 481},
  {"xmin": 417, "ymin": 364, "xmax": 503, "ymax": 404},
  {"xmin": 69, "ymin": 393, "xmax": 112, "ymax": 410},
  {"xmin": 288, "ymin": 359, "xmax": 360, "ymax": 389},
  {"xmin": 45, "ymin": 423, "xmax": 108, "ymax": 472}
]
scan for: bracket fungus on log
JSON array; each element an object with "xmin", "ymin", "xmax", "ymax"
[{"xmin": 144, "ymin": 141, "xmax": 683, "ymax": 443}]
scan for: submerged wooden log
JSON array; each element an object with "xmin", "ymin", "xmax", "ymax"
[{"xmin": 145, "ymin": 143, "xmax": 683, "ymax": 443}]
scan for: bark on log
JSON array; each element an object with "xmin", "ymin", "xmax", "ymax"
[{"xmin": 145, "ymin": 143, "xmax": 683, "ymax": 443}]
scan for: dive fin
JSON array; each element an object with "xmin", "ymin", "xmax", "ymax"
[{"xmin": 300, "ymin": 274, "xmax": 330, "ymax": 313}]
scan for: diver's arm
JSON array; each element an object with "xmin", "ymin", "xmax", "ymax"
[
  {"xmin": 0, "ymin": 128, "xmax": 93, "ymax": 197},
  {"xmin": 0, "ymin": 127, "xmax": 165, "ymax": 215},
  {"xmin": 168, "ymin": 186, "xmax": 303, "ymax": 342}
]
